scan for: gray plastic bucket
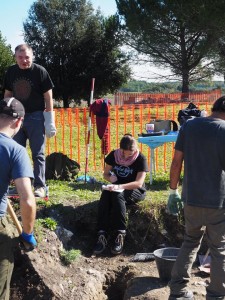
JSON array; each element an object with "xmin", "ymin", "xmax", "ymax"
[{"xmin": 153, "ymin": 247, "xmax": 180, "ymax": 282}]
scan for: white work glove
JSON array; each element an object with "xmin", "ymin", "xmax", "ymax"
[{"xmin": 43, "ymin": 111, "xmax": 57, "ymax": 138}]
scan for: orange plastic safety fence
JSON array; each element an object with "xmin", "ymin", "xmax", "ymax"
[
  {"xmin": 131, "ymin": 106, "xmax": 135, "ymax": 137},
  {"xmin": 155, "ymin": 148, "xmax": 158, "ymax": 171},
  {"xmin": 45, "ymin": 100, "xmax": 216, "ymax": 174},
  {"xmin": 124, "ymin": 105, "xmax": 127, "ymax": 134},
  {"xmin": 60, "ymin": 109, "xmax": 65, "ymax": 154},
  {"xmin": 164, "ymin": 105, "xmax": 167, "ymax": 119},
  {"xmin": 114, "ymin": 89, "xmax": 221, "ymax": 105},
  {"xmin": 69, "ymin": 116, "xmax": 73, "ymax": 159},
  {"xmin": 156, "ymin": 105, "xmax": 159, "ymax": 119},
  {"xmin": 172, "ymin": 104, "xmax": 175, "ymax": 120},
  {"xmin": 164, "ymin": 144, "xmax": 166, "ymax": 171},
  {"xmin": 54, "ymin": 110, "xmax": 58, "ymax": 153},
  {"xmin": 77, "ymin": 110, "xmax": 80, "ymax": 165}
]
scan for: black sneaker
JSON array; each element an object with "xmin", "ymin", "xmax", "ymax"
[
  {"xmin": 93, "ymin": 232, "xmax": 107, "ymax": 254},
  {"xmin": 111, "ymin": 231, "xmax": 126, "ymax": 255},
  {"xmin": 168, "ymin": 291, "xmax": 194, "ymax": 300}
]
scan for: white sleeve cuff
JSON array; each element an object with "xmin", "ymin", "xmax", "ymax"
[{"xmin": 169, "ymin": 188, "xmax": 178, "ymax": 195}]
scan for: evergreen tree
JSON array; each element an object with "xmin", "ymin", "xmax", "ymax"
[
  {"xmin": 0, "ymin": 32, "xmax": 15, "ymax": 99},
  {"xmin": 23, "ymin": 0, "xmax": 130, "ymax": 107},
  {"xmin": 116, "ymin": 0, "xmax": 225, "ymax": 93}
]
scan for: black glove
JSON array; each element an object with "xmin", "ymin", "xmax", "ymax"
[{"xmin": 19, "ymin": 231, "xmax": 37, "ymax": 251}]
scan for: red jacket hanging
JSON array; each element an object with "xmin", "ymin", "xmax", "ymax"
[
  {"xmin": 90, "ymin": 98, "xmax": 111, "ymax": 155},
  {"xmin": 90, "ymin": 98, "xmax": 111, "ymax": 139}
]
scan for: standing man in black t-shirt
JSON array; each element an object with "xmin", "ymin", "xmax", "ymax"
[{"xmin": 3, "ymin": 44, "xmax": 56, "ymax": 198}]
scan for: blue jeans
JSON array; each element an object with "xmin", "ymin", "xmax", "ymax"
[
  {"xmin": 14, "ymin": 111, "xmax": 46, "ymax": 188},
  {"xmin": 169, "ymin": 204, "xmax": 225, "ymax": 299}
]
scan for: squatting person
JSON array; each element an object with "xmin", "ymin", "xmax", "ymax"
[{"xmin": 94, "ymin": 134, "xmax": 148, "ymax": 255}]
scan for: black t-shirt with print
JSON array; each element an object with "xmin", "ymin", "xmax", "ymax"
[
  {"xmin": 105, "ymin": 151, "xmax": 149, "ymax": 187},
  {"xmin": 3, "ymin": 63, "xmax": 54, "ymax": 113}
]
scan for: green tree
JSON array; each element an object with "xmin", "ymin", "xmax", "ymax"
[
  {"xmin": 116, "ymin": 0, "xmax": 225, "ymax": 93},
  {"xmin": 211, "ymin": 39, "xmax": 225, "ymax": 82},
  {"xmin": 23, "ymin": 0, "xmax": 130, "ymax": 107},
  {"xmin": 0, "ymin": 32, "xmax": 15, "ymax": 99}
]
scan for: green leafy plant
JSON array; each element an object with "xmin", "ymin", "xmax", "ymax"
[
  {"xmin": 36, "ymin": 199, "xmax": 52, "ymax": 207},
  {"xmin": 59, "ymin": 249, "xmax": 81, "ymax": 265},
  {"xmin": 37, "ymin": 217, "xmax": 58, "ymax": 231}
]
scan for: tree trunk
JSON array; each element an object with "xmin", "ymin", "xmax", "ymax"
[
  {"xmin": 181, "ymin": 71, "xmax": 190, "ymax": 101},
  {"xmin": 63, "ymin": 97, "xmax": 69, "ymax": 108}
]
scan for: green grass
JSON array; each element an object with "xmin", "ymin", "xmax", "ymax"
[
  {"xmin": 43, "ymin": 169, "xmax": 183, "ymax": 209},
  {"xmin": 36, "ymin": 217, "xmax": 58, "ymax": 231}
]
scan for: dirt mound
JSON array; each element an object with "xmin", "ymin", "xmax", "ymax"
[{"xmin": 9, "ymin": 199, "xmax": 209, "ymax": 300}]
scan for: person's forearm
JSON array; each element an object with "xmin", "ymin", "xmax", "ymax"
[
  {"xmin": 119, "ymin": 181, "xmax": 142, "ymax": 190},
  {"xmin": 169, "ymin": 150, "xmax": 183, "ymax": 189},
  {"xmin": 44, "ymin": 89, "xmax": 53, "ymax": 111},
  {"xmin": 103, "ymin": 172, "xmax": 111, "ymax": 182},
  {"xmin": 118, "ymin": 172, "xmax": 146, "ymax": 190},
  {"xmin": 170, "ymin": 159, "xmax": 182, "ymax": 189},
  {"xmin": 20, "ymin": 197, "xmax": 36, "ymax": 234}
]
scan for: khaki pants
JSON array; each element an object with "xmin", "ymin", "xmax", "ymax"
[
  {"xmin": 0, "ymin": 216, "xmax": 15, "ymax": 300},
  {"xmin": 169, "ymin": 204, "xmax": 225, "ymax": 300}
]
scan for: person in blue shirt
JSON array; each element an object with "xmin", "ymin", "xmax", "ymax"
[{"xmin": 0, "ymin": 97, "xmax": 37, "ymax": 300}]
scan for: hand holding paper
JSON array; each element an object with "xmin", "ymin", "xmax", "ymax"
[{"xmin": 102, "ymin": 184, "xmax": 124, "ymax": 192}]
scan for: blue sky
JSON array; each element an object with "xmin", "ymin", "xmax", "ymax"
[{"xmin": 0, "ymin": 0, "xmax": 117, "ymax": 50}]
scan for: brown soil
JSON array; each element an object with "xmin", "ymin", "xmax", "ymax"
[{"xmin": 9, "ymin": 199, "xmax": 210, "ymax": 300}]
